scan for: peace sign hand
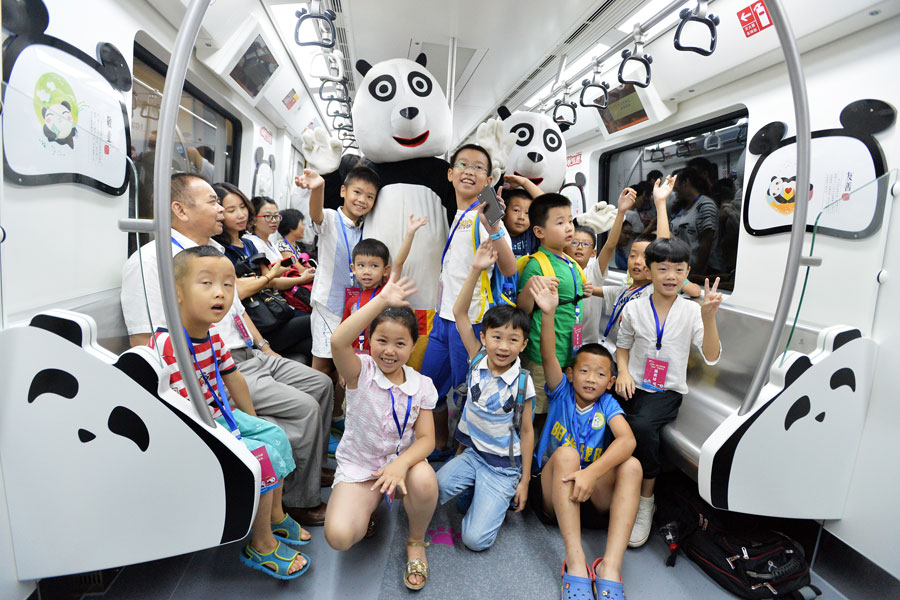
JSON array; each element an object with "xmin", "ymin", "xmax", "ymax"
[{"xmin": 701, "ymin": 277, "xmax": 723, "ymax": 319}]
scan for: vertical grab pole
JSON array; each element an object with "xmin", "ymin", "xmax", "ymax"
[
  {"xmin": 445, "ymin": 37, "xmax": 457, "ymax": 161},
  {"xmin": 737, "ymin": 0, "xmax": 811, "ymax": 416},
  {"xmin": 152, "ymin": 0, "xmax": 216, "ymax": 427}
]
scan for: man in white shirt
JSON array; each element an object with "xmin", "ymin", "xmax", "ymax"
[{"xmin": 121, "ymin": 173, "xmax": 333, "ymax": 525}]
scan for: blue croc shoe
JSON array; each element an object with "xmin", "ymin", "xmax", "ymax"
[
  {"xmin": 592, "ymin": 558, "xmax": 626, "ymax": 599},
  {"xmin": 561, "ymin": 561, "xmax": 596, "ymax": 600},
  {"xmin": 327, "ymin": 433, "xmax": 340, "ymax": 458},
  {"xmin": 240, "ymin": 541, "xmax": 309, "ymax": 580},
  {"xmin": 271, "ymin": 513, "xmax": 311, "ymax": 546}
]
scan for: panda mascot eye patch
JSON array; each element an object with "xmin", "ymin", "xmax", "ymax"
[
  {"xmin": 543, "ymin": 129, "xmax": 562, "ymax": 153},
  {"xmin": 408, "ymin": 71, "xmax": 433, "ymax": 97},
  {"xmin": 369, "ymin": 74, "xmax": 397, "ymax": 102},
  {"xmin": 511, "ymin": 123, "xmax": 534, "ymax": 146}
]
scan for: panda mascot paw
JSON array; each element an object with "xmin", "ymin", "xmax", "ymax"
[
  {"xmin": 301, "ymin": 127, "xmax": 342, "ymax": 174},
  {"xmin": 576, "ymin": 201, "xmax": 619, "ymax": 234},
  {"xmin": 475, "ymin": 117, "xmax": 516, "ymax": 184}
]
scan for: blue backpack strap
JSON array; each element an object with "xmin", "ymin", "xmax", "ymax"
[
  {"xmin": 507, "ymin": 368, "xmax": 530, "ymax": 469},
  {"xmin": 456, "ymin": 348, "xmax": 487, "ymax": 410}
]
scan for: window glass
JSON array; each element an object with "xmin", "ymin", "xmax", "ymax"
[{"xmin": 600, "ymin": 113, "xmax": 748, "ymax": 291}]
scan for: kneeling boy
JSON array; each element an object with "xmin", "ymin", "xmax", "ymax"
[{"xmin": 531, "ymin": 277, "xmax": 642, "ymax": 600}]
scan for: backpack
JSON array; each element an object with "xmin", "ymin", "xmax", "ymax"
[
  {"xmin": 655, "ymin": 478, "xmax": 822, "ymax": 600},
  {"xmin": 471, "ymin": 226, "xmax": 518, "ymax": 311},
  {"xmin": 454, "ymin": 348, "xmax": 531, "ymax": 469},
  {"xmin": 516, "ymin": 250, "xmax": 587, "ymax": 308}
]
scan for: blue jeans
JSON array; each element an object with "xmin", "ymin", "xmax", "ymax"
[
  {"xmin": 437, "ymin": 448, "xmax": 521, "ymax": 551},
  {"xmin": 420, "ymin": 315, "xmax": 482, "ymax": 407}
]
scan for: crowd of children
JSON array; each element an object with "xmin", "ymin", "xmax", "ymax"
[{"xmin": 158, "ymin": 142, "xmax": 724, "ymax": 599}]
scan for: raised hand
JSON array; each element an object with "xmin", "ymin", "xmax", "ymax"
[
  {"xmin": 653, "ymin": 174, "xmax": 677, "ymax": 204},
  {"xmin": 701, "ymin": 277, "xmax": 723, "ymax": 319},
  {"xmin": 295, "ymin": 168, "xmax": 324, "ymax": 190},
  {"xmin": 618, "ymin": 187, "xmax": 637, "ymax": 212},
  {"xmin": 407, "ymin": 214, "xmax": 428, "ymax": 234},
  {"xmin": 532, "ymin": 277, "xmax": 559, "ymax": 314},
  {"xmin": 380, "ymin": 272, "xmax": 417, "ymax": 308},
  {"xmin": 300, "ymin": 127, "xmax": 341, "ymax": 173},
  {"xmin": 502, "ymin": 173, "xmax": 530, "ymax": 189},
  {"xmin": 475, "ymin": 117, "xmax": 515, "ymax": 183},
  {"xmin": 472, "ymin": 240, "xmax": 498, "ymax": 271}
]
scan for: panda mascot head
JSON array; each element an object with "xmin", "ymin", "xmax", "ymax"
[
  {"xmin": 352, "ymin": 53, "xmax": 451, "ymax": 163},
  {"xmin": 498, "ymin": 106, "xmax": 567, "ymax": 193}
]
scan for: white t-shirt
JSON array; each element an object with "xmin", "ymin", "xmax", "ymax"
[
  {"xmin": 120, "ymin": 230, "xmax": 252, "ymax": 351},
  {"xmin": 437, "ymin": 207, "xmax": 512, "ymax": 323},
  {"xmin": 581, "ymin": 257, "xmax": 606, "ymax": 345},
  {"xmin": 599, "ymin": 283, "xmax": 654, "ymax": 354},
  {"xmin": 616, "ymin": 295, "xmax": 720, "ymax": 395},
  {"xmin": 311, "ymin": 207, "xmax": 364, "ymax": 316},
  {"xmin": 242, "ymin": 233, "xmax": 281, "ymax": 265}
]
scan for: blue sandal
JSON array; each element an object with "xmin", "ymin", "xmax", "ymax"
[
  {"xmin": 561, "ymin": 560, "xmax": 596, "ymax": 600},
  {"xmin": 271, "ymin": 514, "xmax": 311, "ymax": 546},
  {"xmin": 592, "ymin": 558, "xmax": 626, "ymax": 599},
  {"xmin": 240, "ymin": 541, "xmax": 310, "ymax": 580}
]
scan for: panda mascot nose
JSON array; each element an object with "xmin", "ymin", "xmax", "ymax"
[
  {"xmin": 399, "ymin": 107, "xmax": 419, "ymax": 120},
  {"xmin": 527, "ymin": 152, "xmax": 544, "ymax": 163}
]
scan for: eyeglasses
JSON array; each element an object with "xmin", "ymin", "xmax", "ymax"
[
  {"xmin": 453, "ymin": 162, "xmax": 489, "ymax": 175},
  {"xmin": 257, "ymin": 214, "xmax": 282, "ymax": 222},
  {"xmin": 569, "ymin": 240, "xmax": 594, "ymax": 249}
]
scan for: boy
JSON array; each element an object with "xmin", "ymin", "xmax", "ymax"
[
  {"xmin": 152, "ymin": 246, "xmax": 309, "ymax": 579},
  {"xmin": 300, "ymin": 165, "xmax": 380, "ymax": 416},
  {"xmin": 421, "ymin": 144, "xmax": 517, "ymax": 454},
  {"xmin": 531, "ymin": 277, "xmax": 641, "ymax": 600},
  {"xmin": 341, "ymin": 214, "xmax": 427, "ymax": 352},
  {"xmin": 615, "ymin": 237, "xmax": 723, "ymax": 547},
  {"xmin": 437, "ymin": 241, "xmax": 535, "ymax": 551}
]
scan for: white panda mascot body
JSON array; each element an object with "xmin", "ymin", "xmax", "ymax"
[{"xmin": 348, "ymin": 53, "xmax": 455, "ymax": 311}]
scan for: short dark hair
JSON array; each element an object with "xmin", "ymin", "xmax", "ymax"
[
  {"xmin": 573, "ymin": 225, "xmax": 596, "ymax": 247},
  {"xmin": 344, "ymin": 165, "xmax": 381, "ymax": 192},
  {"xmin": 352, "ymin": 238, "xmax": 390, "ymax": 264},
  {"xmin": 529, "ymin": 193, "xmax": 571, "ymax": 229},
  {"xmin": 633, "ymin": 233, "xmax": 655, "ymax": 245},
  {"xmin": 173, "ymin": 245, "xmax": 226, "ymax": 283},
  {"xmin": 501, "ymin": 187, "xmax": 532, "ymax": 203},
  {"xmin": 450, "ymin": 143, "xmax": 492, "ymax": 177},
  {"xmin": 278, "ymin": 208, "xmax": 305, "ymax": 236},
  {"xmin": 171, "ymin": 173, "xmax": 207, "ymax": 206},
  {"xmin": 646, "ymin": 170, "xmax": 663, "ymax": 185},
  {"xmin": 573, "ymin": 343, "xmax": 615, "ymax": 371},
  {"xmin": 645, "ymin": 237, "xmax": 691, "ymax": 266},
  {"xmin": 370, "ymin": 307, "xmax": 419, "ymax": 342},
  {"xmin": 481, "ymin": 305, "xmax": 531, "ymax": 338},
  {"xmin": 678, "ymin": 166, "xmax": 712, "ymax": 196},
  {"xmin": 249, "ymin": 196, "xmax": 278, "ymax": 235}
]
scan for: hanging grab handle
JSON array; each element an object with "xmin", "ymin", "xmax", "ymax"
[
  {"xmin": 552, "ymin": 88, "xmax": 577, "ymax": 128},
  {"xmin": 319, "ymin": 79, "xmax": 350, "ymax": 102},
  {"xmin": 580, "ymin": 78, "xmax": 610, "ymax": 110},
  {"xmin": 294, "ymin": 8, "xmax": 337, "ymax": 48},
  {"xmin": 676, "ymin": 140, "xmax": 694, "ymax": 158},
  {"xmin": 618, "ymin": 27, "xmax": 652, "ymax": 88},
  {"xmin": 674, "ymin": 1, "xmax": 720, "ymax": 57},
  {"xmin": 308, "ymin": 50, "xmax": 344, "ymax": 82},
  {"xmin": 704, "ymin": 132, "xmax": 721, "ymax": 150},
  {"xmin": 326, "ymin": 99, "xmax": 351, "ymax": 118}
]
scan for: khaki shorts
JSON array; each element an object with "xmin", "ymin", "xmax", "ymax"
[{"xmin": 521, "ymin": 357, "xmax": 548, "ymax": 414}]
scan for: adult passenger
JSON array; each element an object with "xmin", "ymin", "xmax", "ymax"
[
  {"xmin": 121, "ymin": 173, "xmax": 333, "ymax": 525},
  {"xmin": 668, "ymin": 167, "xmax": 719, "ymax": 277}
]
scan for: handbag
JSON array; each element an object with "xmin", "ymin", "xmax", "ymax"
[{"xmin": 233, "ymin": 253, "xmax": 294, "ymax": 333}]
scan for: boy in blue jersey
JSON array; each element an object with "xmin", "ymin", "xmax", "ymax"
[{"xmin": 530, "ymin": 277, "xmax": 642, "ymax": 600}]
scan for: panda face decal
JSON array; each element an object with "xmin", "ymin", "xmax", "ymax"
[
  {"xmin": 352, "ymin": 55, "xmax": 451, "ymax": 162},
  {"xmin": 500, "ymin": 109, "xmax": 567, "ymax": 192}
]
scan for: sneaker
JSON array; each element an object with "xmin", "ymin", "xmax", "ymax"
[
  {"xmin": 628, "ymin": 495, "xmax": 655, "ymax": 548},
  {"xmin": 327, "ymin": 433, "xmax": 340, "ymax": 458}
]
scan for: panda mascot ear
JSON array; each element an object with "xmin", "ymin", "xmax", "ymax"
[
  {"xmin": 497, "ymin": 106, "xmax": 512, "ymax": 121},
  {"xmin": 558, "ymin": 123, "xmax": 571, "ymax": 133},
  {"xmin": 415, "ymin": 53, "xmax": 427, "ymax": 67},
  {"xmin": 356, "ymin": 59, "xmax": 372, "ymax": 77}
]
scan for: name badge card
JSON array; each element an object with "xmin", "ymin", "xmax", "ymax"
[
  {"xmin": 572, "ymin": 323, "xmax": 584, "ymax": 351},
  {"xmin": 345, "ymin": 287, "xmax": 361, "ymax": 305},
  {"xmin": 642, "ymin": 357, "xmax": 669, "ymax": 392},
  {"xmin": 251, "ymin": 445, "xmax": 280, "ymax": 494}
]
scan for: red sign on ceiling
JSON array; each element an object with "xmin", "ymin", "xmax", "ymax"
[{"xmin": 737, "ymin": 0, "xmax": 773, "ymax": 38}]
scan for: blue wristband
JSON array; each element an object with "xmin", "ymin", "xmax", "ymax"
[{"xmin": 489, "ymin": 230, "xmax": 506, "ymax": 241}]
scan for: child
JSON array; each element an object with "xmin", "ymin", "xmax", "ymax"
[
  {"xmin": 615, "ymin": 237, "xmax": 723, "ymax": 547},
  {"xmin": 500, "ymin": 173, "xmax": 543, "ymax": 259},
  {"xmin": 341, "ymin": 215, "xmax": 428, "ymax": 352},
  {"xmin": 151, "ymin": 246, "xmax": 309, "ymax": 580},
  {"xmin": 531, "ymin": 277, "xmax": 641, "ymax": 600},
  {"xmin": 300, "ymin": 166, "xmax": 380, "ymax": 417},
  {"xmin": 421, "ymin": 144, "xmax": 517, "ymax": 454},
  {"xmin": 516, "ymin": 193, "xmax": 590, "ymax": 433},
  {"xmin": 437, "ymin": 241, "xmax": 536, "ymax": 551},
  {"xmin": 325, "ymin": 273, "xmax": 438, "ymax": 591}
]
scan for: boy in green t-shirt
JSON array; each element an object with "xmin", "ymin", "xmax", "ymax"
[{"xmin": 517, "ymin": 193, "xmax": 592, "ymax": 433}]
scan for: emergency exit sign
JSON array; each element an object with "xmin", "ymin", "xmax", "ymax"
[{"xmin": 738, "ymin": 1, "xmax": 773, "ymax": 37}]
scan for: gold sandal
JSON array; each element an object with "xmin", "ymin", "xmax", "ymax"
[{"xmin": 404, "ymin": 540, "xmax": 430, "ymax": 591}]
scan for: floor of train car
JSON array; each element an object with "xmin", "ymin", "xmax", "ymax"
[{"xmin": 33, "ymin": 468, "xmax": 850, "ymax": 600}]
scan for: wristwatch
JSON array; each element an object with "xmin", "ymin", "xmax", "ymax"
[
  {"xmin": 489, "ymin": 229, "xmax": 506, "ymax": 241},
  {"xmin": 257, "ymin": 339, "xmax": 271, "ymax": 349}
]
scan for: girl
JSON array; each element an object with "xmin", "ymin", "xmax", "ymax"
[{"xmin": 324, "ymin": 273, "xmax": 438, "ymax": 591}]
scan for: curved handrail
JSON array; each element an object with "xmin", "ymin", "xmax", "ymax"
[
  {"xmin": 152, "ymin": 0, "xmax": 215, "ymax": 428},
  {"xmin": 738, "ymin": 0, "xmax": 811, "ymax": 416}
]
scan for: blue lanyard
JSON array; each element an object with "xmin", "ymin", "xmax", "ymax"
[
  {"xmin": 649, "ymin": 296, "xmax": 666, "ymax": 353},
  {"xmin": 561, "ymin": 254, "xmax": 582, "ymax": 323},
  {"xmin": 388, "ymin": 388, "xmax": 412, "ymax": 455},
  {"xmin": 440, "ymin": 200, "xmax": 481, "ymax": 266},
  {"xmin": 356, "ymin": 286, "xmax": 380, "ymax": 347},
  {"xmin": 282, "ymin": 235, "xmax": 301, "ymax": 261},
  {"xmin": 603, "ymin": 284, "xmax": 650, "ymax": 340},
  {"xmin": 185, "ymin": 330, "xmax": 241, "ymax": 438},
  {"xmin": 229, "ymin": 242, "xmax": 251, "ymax": 258},
  {"xmin": 171, "ymin": 236, "xmax": 185, "ymax": 251},
  {"xmin": 570, "ymin": 402, "xmax": 600, "ymax": 465},
  {"xmin": 337, "ymin": 209, "xmax": 362, "ymax": 283}
]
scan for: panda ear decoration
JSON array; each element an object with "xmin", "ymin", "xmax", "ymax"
[
  {"xmin": 1, "ymin": 0, "xmax": 50, "ymax": 36},
  {"xmin": 254, "ymin": 147, "xmax": 264, "ymax": 165},
  {"xmin": 839, "ymin": 99, "xmax": 895, "ymax": 136},
  {"xmin": 748, "ymin": 122, "xmax": 787, "ymax": 156},
  {"xmin": 497, "ymin": 106, "xmax": 511, "ymax": 120},
  {"xmin": 356, "ymin": 59, "xmax": 372, "ymax": 77},
  {"xmin": 558, "ymin": 123, "xmax": 571, "ymax": 133},
  {"xmin": 415, "ymin": 53, "xmax": 427, "ymax": 67}
]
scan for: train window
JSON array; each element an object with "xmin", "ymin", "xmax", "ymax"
[
  {"xmin": 599, "ymin": 111, "xmax": 748, "ymax": 291},
  {"xmin": 129, "ymin": 45, "xmax": 241, "ymax": 250}
]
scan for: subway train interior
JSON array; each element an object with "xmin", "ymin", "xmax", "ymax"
[{"xmin": 1, "ymin": 0, "xmax": 899, "ymax": 598}]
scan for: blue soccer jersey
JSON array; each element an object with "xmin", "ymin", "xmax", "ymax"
[{"xmin": 534, "ymin": 378, "xmax": 624, "ymax": 470}]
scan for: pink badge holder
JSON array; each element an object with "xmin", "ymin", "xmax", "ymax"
[
  {"xmin": 642, "ymin": 356, "xmax": 669, "ymax": 392},
  {"xmin": 252, "ymin": 446, "xmax": 280, "ymax": 494}
]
